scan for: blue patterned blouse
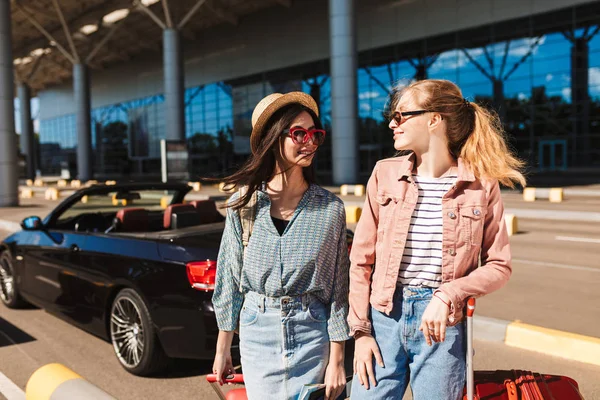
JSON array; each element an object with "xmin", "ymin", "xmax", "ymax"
[{"xmin": 212, "ymin": 184, "xmax": 351, "ymax": 341}]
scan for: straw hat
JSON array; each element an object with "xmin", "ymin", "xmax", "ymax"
[{"xmin": 250, "ymin": 92, "xmax": 319, "ymax": 154}]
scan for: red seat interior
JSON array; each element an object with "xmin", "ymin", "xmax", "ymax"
[
  {"xmin": 116, "ymin": 208, "xmax": 149, "ymax": 232},
  {"xmin": 188, "ymin": 200, "xmax": 224, "ymax": 224},
  {"xmin": 163, "ymin": 204, "xmax": 196, "ymax": 229}
]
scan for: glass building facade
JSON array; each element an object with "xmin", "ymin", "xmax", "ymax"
[{"xmin": 38, "ymin": 2, "xmax": 600, "ymax": 183}]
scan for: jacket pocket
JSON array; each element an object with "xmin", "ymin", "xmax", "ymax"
[
  {"xmin": 460, "ymin": 206, "xmax": 485, "ymax": 248},
  {"xmin": 374, "ymin": 191, "xmax": 398, "ymax": 252}
]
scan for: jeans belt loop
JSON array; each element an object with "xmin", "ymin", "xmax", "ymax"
[{"xmin": 302, "ymin": 294, "xmax": 309, "ymax": 311}]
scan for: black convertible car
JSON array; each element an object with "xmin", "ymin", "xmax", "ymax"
[
  {"xmin": 0, "ymin": 182, "xmax": 355, "ymax": 376},
  {"xmin": 0, "ymin": 183, "xmax": 228, "ymax": 376}
]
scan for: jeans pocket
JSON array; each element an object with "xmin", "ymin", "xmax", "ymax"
[
  {"xmin": 307, "ymin": 301, "xmax": 328, "ymax": 323},
  {"xmin": 239, "ymin": 305, "xmax": 259, "ymax": 327}
]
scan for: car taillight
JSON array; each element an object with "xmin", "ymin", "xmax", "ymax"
[{"xmin": 186, "ymin": 260, "xmax": 217, "ymax": 292}]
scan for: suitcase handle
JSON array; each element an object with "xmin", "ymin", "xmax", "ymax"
[
  {"xmin": 466, "ymin": 298, "xmax": 476, "ymax": 400},
  {"xmin": 206, "ymin": 374, "xmax": 245, "ymax": 384}
]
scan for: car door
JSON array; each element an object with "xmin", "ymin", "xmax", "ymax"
[{"xmin": 20, "ymin": 227, "xmax": 89, "ymax": 313}]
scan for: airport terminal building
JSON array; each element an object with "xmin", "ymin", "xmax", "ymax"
[{"xmin": 2, "ymin": 0, "xmax": 600, "ymax": 205}]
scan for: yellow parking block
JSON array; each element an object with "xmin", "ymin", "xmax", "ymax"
[
  {"xmin": 219, "ymin": 182, "xmax": 235, "ymax": 193},
  {"xmin": 57, "ymin": 179, "xmax": 68, "ymax": 188},
  {"xmin": 340, "ymin": 184, "xmax": 365, "ymax": 196},
  {"xmin": 549, "ymin": 188, "xmax": 563, "ymax": 203},
  {"xmin": 160, "ymin": 196, "xmax": 170, "ymax": 209},
  {"xmin": 345, "ymin": 206, "xmax": 362, "ymax": 223},
  {"xmin": 504, "ymin": 214, "xmax": 517, "ymax": 236},
  {"xmin": 505, "ymin": 321, "xmax": 600, "ymax": 367},
  {"xmin": 81, "ymin": 195, "xmax": 89, "ymax": 204},
  {"xmin": 26, "ymin": 179, "xmax": 34, "ymax": 187},
  {"xmin": 20, "ymin": 188, "xmax": 34, "ymax": 199},
  {"xmin": 188, "ymin": 182, "xmax": 202, "ymax": 192},
  {"xmin": 71, "ymin": 180, "xmax": 82, "ymax": 189},
  {"xmin": 26, "ymin": 363, "xmax": 115, "ymax": 400},
  {"xmin": 522, "ymin": 187, "xmax": 536, "ymax": 202},
  {"xmin": 105, "ymin": 180, "xmax": 117, "ymax": 186},
  {"xmin": 45, "ymin": 188, "xmax": 59, "ymax": 201},
  {"xmin": 34, "ymin": 178, "xmax": 44, "ymax": 187},
  {"xmin": 26, "ymin": 363, "xmax": 81, "ymax": 400}
]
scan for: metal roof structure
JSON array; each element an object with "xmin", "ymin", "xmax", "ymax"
[{"xmin": 10, "ymin": 0, "xmax": 292, "ymax": 93}]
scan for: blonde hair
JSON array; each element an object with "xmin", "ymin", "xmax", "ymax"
[{"xmin": 393, "ymin": 79, "xmax": 526, "ymax": 188}]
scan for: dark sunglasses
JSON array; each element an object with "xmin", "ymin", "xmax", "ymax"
[
  {"xmin": 390, "ymin": 110, "xmax": 432, "ymax": 124},
  {"xmin": 283, "ymin": 127, "xmax": 327, "ymax": 146}
]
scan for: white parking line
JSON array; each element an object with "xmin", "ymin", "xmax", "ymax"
[
  {"xmin": 0, "ymin": 372, "xmax": 25, "ymax": 400},
  {"xmin": 513, "ymin": 258, "xmax": 600, "ymax": 273},
  {"xmin": 555, "ymin": 235, "xmax": 600, "ymax": 244}
]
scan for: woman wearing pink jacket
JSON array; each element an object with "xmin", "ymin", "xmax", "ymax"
[{"xmin": 349, "ymin": 79, "xmax": 526, "ymax": 400}]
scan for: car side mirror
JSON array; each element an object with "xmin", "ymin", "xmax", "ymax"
[{"xmin": 22, "ymin": 216, "xmax": 43, "ymax": 231}]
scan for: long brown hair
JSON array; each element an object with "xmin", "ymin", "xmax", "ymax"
[
  {"xmin": 393, "ymin": 79, "xmax": 526, "ymax": 188},
  {"xmin": 221, "ymin": 104, "xmax": 321, "ymax": 210}
]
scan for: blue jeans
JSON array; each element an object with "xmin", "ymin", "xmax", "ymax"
[
  {"xmin": 350, "ymin": 286, "xmax": 466, "ymax": 400},
  {"xmin": 239, "ymin": 291, "xmax": 330, "ymax": 400}
]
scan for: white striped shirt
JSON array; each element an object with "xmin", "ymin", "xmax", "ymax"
[{"xmin": 398, "ymin": 174, "xmax": 457, "ymax": 288}]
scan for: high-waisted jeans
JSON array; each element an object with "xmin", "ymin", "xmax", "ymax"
[
  {"xmin": 239, "ymin": 291, "xmax": 330, "ymax": 400},
  {"xmin": 350, "ymin": 286, "xmax": 466, "ymax": 400}
]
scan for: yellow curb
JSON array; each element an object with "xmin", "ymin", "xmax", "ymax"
[
  {"xmin": 523, "ymin": 187, "xmax": 536, "ymax": 202},
  {"xmin": 549, "ymin": 187, "xmax": 564, "ymax": 203},
  {"xmin": 345, "ymin": 206, "xmax": 362, "ymax": 223},
  {"xmin": 504, "ymin": 214, "xmax": 517, "ymax": 236},
  {"xmin": 505, "ymin": 321, "xmax": 600, "ymax": 367},
  {"xmin": 26, "ymin": 363, "xmax": 81, "ymax": 400}
]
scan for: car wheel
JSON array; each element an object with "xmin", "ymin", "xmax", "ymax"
[
  {"xmin": 110, "ymin": 288, "xmax": 167, "ymax": 376},
  {"xmin": 0, "ymin": 252, "xmax": 26, "ymax": 308}
]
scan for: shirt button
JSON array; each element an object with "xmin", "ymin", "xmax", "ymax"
[
  {"xmin": 448, "ymin": 211, "xmax": 456, "ymax": 219},
  {"xmin": 448, "ymin": 248, "xmax": 456, "ymax": 256},
  {"xmin": 473, "ymin": 209, "xmax": 481, "ymax": 216}
]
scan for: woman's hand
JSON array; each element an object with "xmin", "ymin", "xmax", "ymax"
[
  {"xmin": 324, "ymin": 359, "xmax": 346, "ymax": 400},
  {"xmin": 212, "ymin": 350, "xmax": 234, "ymax": 385},
  {"xmin": 353, "ymin": 334, "xmax": 384, "ymax": 390},
  {"xmin": 419, "ymin": 292, "xmax": 451, "ymax": 345},
  {"xmin": 212, "ymin": 330, "xmax": 235, "ymax": 385}
]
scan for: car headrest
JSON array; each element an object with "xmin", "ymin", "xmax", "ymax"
[
  {"xmin": 188, "ymin": 200, "xmax": 225, "ymax": 224},
  {"xmin": 115, "ymin": 208, "xmax": 149, "ymax": 232},
  {"xmin": 163, "ymin": 204, "xmax": 195, "ymax": 229}
]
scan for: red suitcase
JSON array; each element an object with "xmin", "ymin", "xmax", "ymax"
[{"xmin": 464, "ymin": 298, "xmax": 585, "ymax": 400}]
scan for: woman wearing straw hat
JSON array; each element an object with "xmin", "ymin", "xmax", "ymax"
[{"xmin": 211, "ymin": 92, "xmax": 351, "ymax": 400}]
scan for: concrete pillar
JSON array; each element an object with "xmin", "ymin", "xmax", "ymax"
[
  {"xmin": 329, "ymin": 0, "xmax": 358, "ymax": 184},
  {"xmin": 0, "ymin": 0, "xmax": 18, "ymax": 206},
  {"xmin": 163, "ymin": 28, "xmax": 185, "ymax": 142},
  {"xmin": 73, "ymin": 63, "xmax": 93, "ymax": 181},
  {"xmin": 18, "ymin": 83, "xmax": 35, "ymax": 180}
]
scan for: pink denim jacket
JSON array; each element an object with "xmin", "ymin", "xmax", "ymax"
[{"xmin": 348, "ymin": 153, "xmax": 512, "ymax": 336}]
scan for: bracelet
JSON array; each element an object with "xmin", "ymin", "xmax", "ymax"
[{"xmin": 433, "ymin": 292, "xmax": 451, "ymax": 308}]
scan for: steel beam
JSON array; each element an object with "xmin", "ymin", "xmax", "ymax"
[
  {"xmin": 178, "ymin": 0, "xmax": 207, "ymax": 29},
  {"xmin": 162, "ymin": 0, "xmax": 173, "ymax": 28},
  {"xmin": 135, "ymin": 0, "xmax": 167, "ymax": 29},
  {"xmin": 16, "ymin": 4, "xmax": 76, "ymax": 64},
  {"xmin": 52, "ymin": 0, "xmax": 80, "ymax": 62}
]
